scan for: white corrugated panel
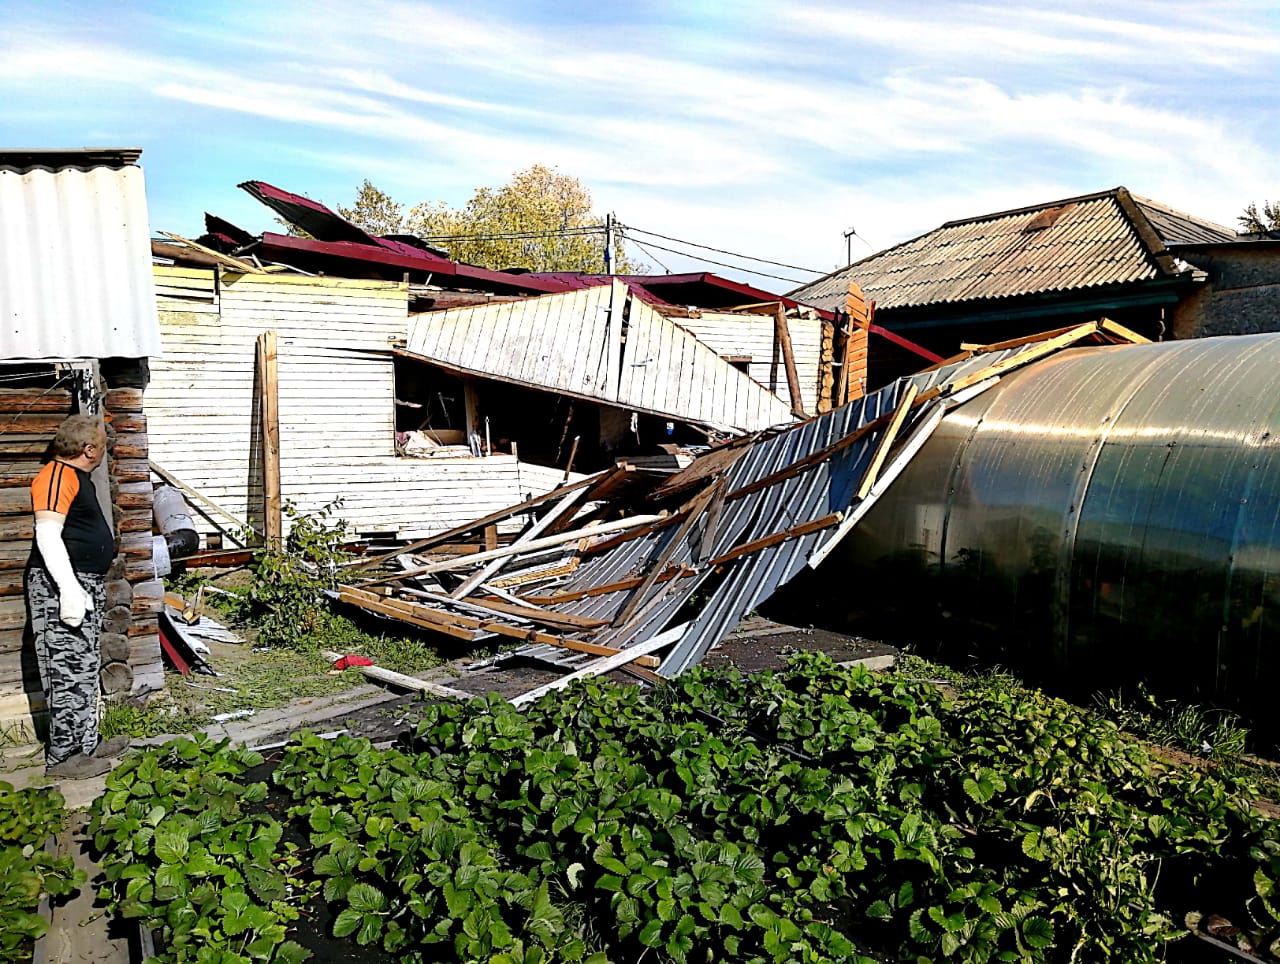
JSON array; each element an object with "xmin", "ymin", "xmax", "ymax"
[
  {"xmin": 0, "ymin": 166, "xmax": 161, "ymax": 359},
  {"xmin": 407, "ymin": 280, "xmax": 794, "ymax": 433}
]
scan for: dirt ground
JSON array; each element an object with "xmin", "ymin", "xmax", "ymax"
[{"xmin": 270, "ymin": 617, "xmax": 900, "ymax": 747}]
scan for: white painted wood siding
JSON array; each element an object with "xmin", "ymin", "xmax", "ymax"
[
  {"xmin": 674, "ymin": 311, "xmax": 824, "ymax": 415},
  {"xmin": 149, "ymin": 267, "xmax": 568, "ymax": 541}
]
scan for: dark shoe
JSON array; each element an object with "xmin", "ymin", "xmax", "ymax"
[
  {"xmin": 92, "ymin": 736, "xmax": 130, "ymax": 759},
  {"xmin": 45, "ymin": 753, "xmax": 111, "ymax": 780}
]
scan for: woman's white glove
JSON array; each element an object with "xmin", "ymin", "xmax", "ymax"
[{"xmin": 34, "ymin": 514, "xmax": 93, "ymax": 629}]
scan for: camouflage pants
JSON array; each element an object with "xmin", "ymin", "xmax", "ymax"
[{"xmin": 25, "ymin": 567, "xmax": 104, "ymax": 765}]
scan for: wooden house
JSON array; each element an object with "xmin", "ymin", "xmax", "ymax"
[{"xmin": 789, "ymin": 187, "xmax": 1244, "ymax": 386}]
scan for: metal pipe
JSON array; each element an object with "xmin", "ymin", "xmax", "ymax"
[{"xmin": 830, "ymin": 333, "xmax": 1280, "ymax": 728}]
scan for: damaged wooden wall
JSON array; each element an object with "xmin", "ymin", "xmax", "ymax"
[
  {"xmin": 149, "ymin": 267, "xmax": 571, "ymax": 544},
  {"xmin": 671, "ymin": 310, "xmax": 825, "ymax": 415},
  {"xmin": 0, "ymin": 367, "xmax": 162, "ymax": 736}
]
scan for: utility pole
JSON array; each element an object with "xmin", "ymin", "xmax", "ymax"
[
  {"xmin": 843, "ymin": 227, "xmax": 857, "ymax": 267},
  {"xmin": 604, "ymin": 213, "xmax": 615, "ymax": 275}
]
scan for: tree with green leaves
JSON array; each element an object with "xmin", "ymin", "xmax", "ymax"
[
  {"xmin": 1239, "ymin": 200, "xmax": 1280, "ymax": 234},
  {"xmin": 337, "ymin": 166, "xmax": 643, "ymax": 273}
]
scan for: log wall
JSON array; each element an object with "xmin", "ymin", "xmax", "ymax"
[{"xmin": 0, "ymin": 367, "xmax": 161, "ymax": 737}]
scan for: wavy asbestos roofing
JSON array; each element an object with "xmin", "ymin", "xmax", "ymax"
[
  {"xmin": 404, "ymin": 279, "xmax": 796, "ymax": 433},
  {"xmin": 789, "ymin": 187, "xmax": 1233, "ymax": 315},
  {"xmin": 0, "ymin": 162, "xmax": 161, "ymax": 360}
]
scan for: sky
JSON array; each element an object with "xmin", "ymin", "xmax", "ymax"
[{"xmin": 2, "ymin": 0, "xmax": 1278, "ymax": 291}]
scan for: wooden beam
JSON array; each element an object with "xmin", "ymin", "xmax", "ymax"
[
  {"xmin": 511, "ymin": 623, "xmax": 688, "ymax": 708},
  {"xmin": 1098, "ymin": 318, "xmax": 1151, "ymax": 344},
  {"xmin": 319, "ymin": 650, "xmax": 474, "ymax": 700},
  {"xmin": 255, "ymin": 332, "xmax": 282, "ymax": 545},
  {"xmin": 158, "ymin": 231, "xmax": 265, "ymax": 274},
  {"xmin": 774, "ymin": 304, "xmax": 806, "ymax": 417},
  {"xmin": 149, "ymin": 460, "xmax": 254, "ymax": 544},
  {"xmin": 611, "ymin": 480, "xmax": 721, "ymax": 629},
  {"xmin": 932, "ymin": 323, "xmax": 1096, "ymax": 398},
  {"xmin": 356, "ymin": 513, "xmax": 665, "ymax": 587},
  {"xmin": 705, "ymin": 512, "xmax": 843, "ymax": 566},
  {"xmin": 450, "ymin": 486, "xmax": 588, "ymax": 599},
  {"xmin": 344, "ymin": 469, "xmax": 612, "ymax": 572},
  {"xmin": 855, "ymin": 383, "xmax": 918, "ymax": 501},
  {"xmin": 337, "ymin": 586, "xmax": 658, "ymax": 666}
]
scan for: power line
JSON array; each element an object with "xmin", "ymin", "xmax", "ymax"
[
  {"xmin": 624, "ymin": 236, "xmax": 672, "ymax": 273},
  {"xmin": 418, "ymin": 226, "xmax": 604, "ymax": 243},
  {"xmin": 616, "ymin": 231, "xmax": 809, "ymax": 286},
  {"xmin": 620, "ymin": 223, "xmax": 825, "ymax": 274}
]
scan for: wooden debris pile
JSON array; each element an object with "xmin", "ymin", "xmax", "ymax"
[{"xmin": 335, "ymin": 320, "xmax": 1151, "ymax": 689}]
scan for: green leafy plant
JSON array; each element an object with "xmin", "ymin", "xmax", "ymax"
[
  {"xmin": 235, "ymin": 499, "xmax": 351, "ymax": 651},
  {"xmin": 0, "ymin": 782, "xmax": 85, "ymax": 961},
  {"xmin": 90, "ymin": 656, "xmax": 1280, "ymax": 963}
]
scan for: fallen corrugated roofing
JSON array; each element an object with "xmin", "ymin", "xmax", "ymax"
[
  {"xmin": 789, "ymin": 187, "xmax": 1233, "ymax": 315},
  {"xmin": 403, "ymin": 278, "xmax": 796, "ymax": 433},
  {"xmin": 0, "ymin": 157, "xmax": 161, "ymax": 360},
  {"xmin": 339, "ymin": 319, "xmax": 1149, "ymax": 690}
]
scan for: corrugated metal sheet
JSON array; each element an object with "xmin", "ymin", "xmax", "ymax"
[
  {"xmin": 0, "ymin": 165, "xmax": 160, "ymax": 359},
  {"xmin": 512, "ymin": 341, "xmax": 1045, "ymax": 675},
  {"xmin": 404, "ymin": 279, "xmax": 795, "ymax": 433},
  {"xmin": 790, "ymin": 188, "xmax": 1228, "ymax": 315}
]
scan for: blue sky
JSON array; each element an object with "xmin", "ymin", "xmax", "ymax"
[{"xmin": 3, "ymin": 0, "xmax": 1277, "ymax": 290}]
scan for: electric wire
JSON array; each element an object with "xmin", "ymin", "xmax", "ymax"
[
  {"xmin": 616, "ymin": 232, "xmax": 809, "ymax": 286},
  {"xmin": 418, "ymin": 226, "xmax": 604, "ymax": 243},
  {"xmin": 623, "ymin": 237, "xmax": 672, "ymax": 273},
  {"xmin": 619, "ymin": 223, "xmax": 825, "ymax": 274}
]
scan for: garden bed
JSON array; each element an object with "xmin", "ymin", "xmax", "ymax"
[{"xmin": 88, "ymin": 653, "xmax": 1280, "ymax": 963}]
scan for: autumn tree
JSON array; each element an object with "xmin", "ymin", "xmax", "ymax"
[
  {"xmin": 338, "ymin": 180, "xmax": 408, "ymax": 237},
  {"xmin": 338, "ymin": 166, "xmax": 643, "ymax": 273},
  {"xmin": 1239, "ymin": 200, "xmax": 1280, "ymax": 234}
]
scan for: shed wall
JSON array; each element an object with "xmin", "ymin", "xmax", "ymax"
[{"xmin": 148, "ymin": 268, "xmax": 568, "ymax": 542}]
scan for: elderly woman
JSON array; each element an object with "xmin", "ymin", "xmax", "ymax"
[{"xmin": 27, "ymin": 414, "xmax": 128, "ymax": 779}]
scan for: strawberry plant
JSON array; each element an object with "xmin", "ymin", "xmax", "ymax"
[
  {"xmin": 91, "ymin": 654, "xmax": 1280, "ymax": 962},
  {"xmin": 0, "ymin": 782, "xmax": 84, "ymax": 961}
]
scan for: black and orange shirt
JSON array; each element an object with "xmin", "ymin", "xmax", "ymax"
[{"xmin": 29, "ymin": 460, "xmax": 114, "ymax": 574}]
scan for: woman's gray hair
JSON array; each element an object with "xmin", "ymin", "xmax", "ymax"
[{"xmin": 51, "ymin": 414, "xmax": 103, "ymax": 459}]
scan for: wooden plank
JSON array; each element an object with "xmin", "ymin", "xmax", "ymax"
[
  {"xmin": 450, "ymin": 486, "xmax": 589, "ymax": 599},
  {"xmin": 611, "ymin": 481, "xmax": 721, "ymax": 629},
  {"xmin": 774, "ymin": 304, "xmax": 806, "ymax": 416},
  {"xmin": 344, "ymin": 470, "xmax": 610, "ymax": 573},
  {"xmin": 934, "ymin": 324, "xmax": 1096, "ymax": 397},
  {"xmin": 510, "ymin": 622, "xmax": 688, "ymax": 708},
  {"xmin": 855, "ymin": 383, "xmax": 918, "ymax": 501},
  {"xmin": 464, "ymin": 596, "xmax": 609, "ymax": 631},
  {"xmin": 706, "ymin": 512, "xmax": 844, "ymax": 567},
  {"xmin": 257, "ymin": 331, "xmax": 282, "ymax": 544},
  {"xmin": 337, "ymin": 586, "xmax": 655, "ymax": 663},
  {"xmin": 333, "ymin": 590, "xmax": 480, "ymax": 641},
  {"xmin": 1098, "ymin": 318, "xmax": 1151, "ymax": 344},
  {"xmin": 158, "ymin": 232, "xmax": 266, "ymax": 274},
  {"xmin": 357, "ymin": 513, "xmax": 665, "ymax": 586},
  {"xmin": 318, "ymin": 649, "xmax": 474, "ymax": 700}
]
